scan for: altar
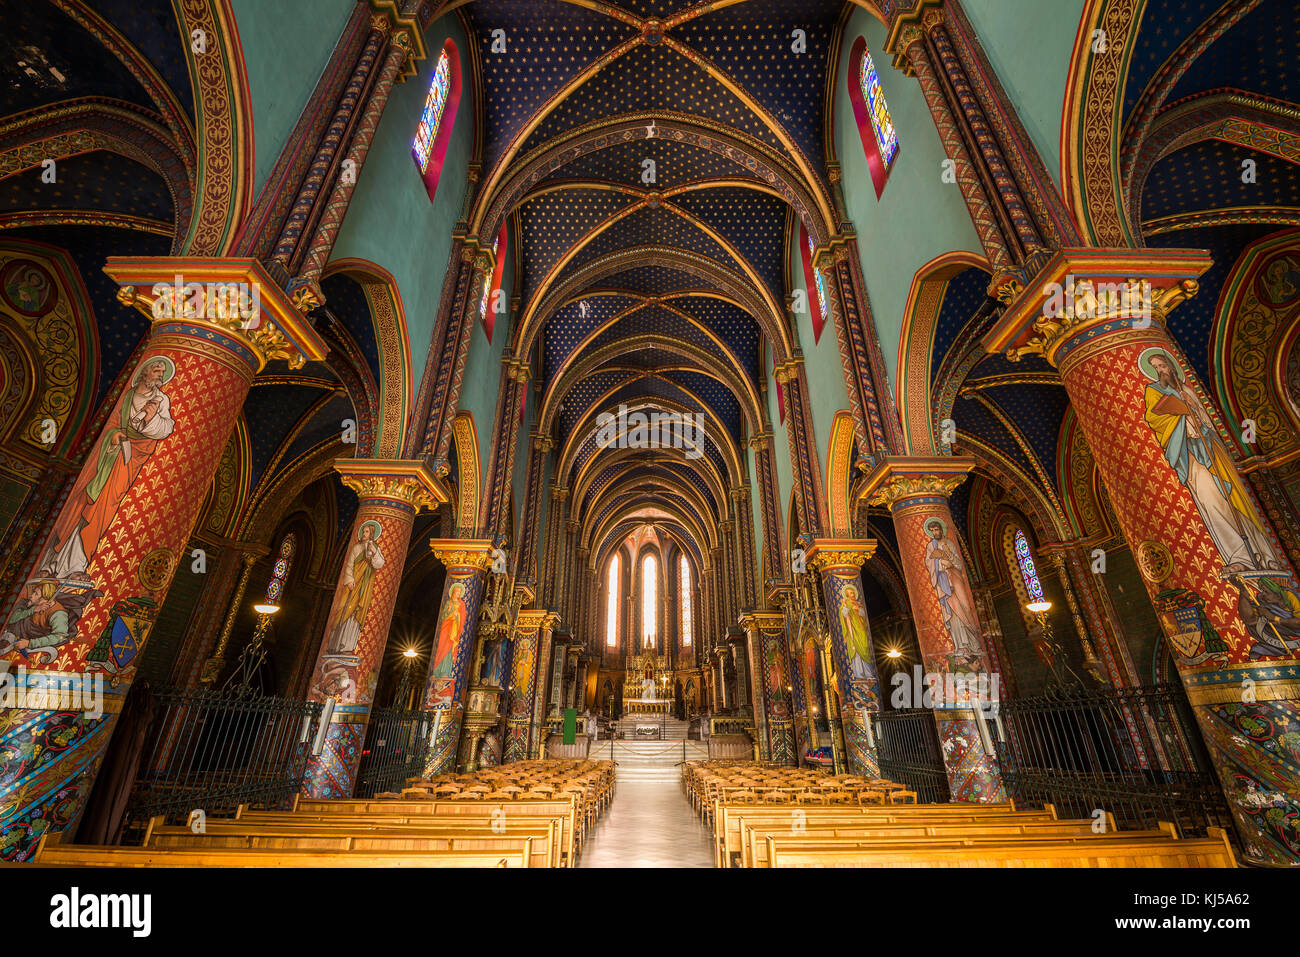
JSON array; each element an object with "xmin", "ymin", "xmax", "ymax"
[{"xmin": 624, "ymin": 698, "xmax": 672, "ymax": 716}]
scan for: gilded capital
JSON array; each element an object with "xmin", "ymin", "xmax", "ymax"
[
  {"xmin": 335, "ymin": 458, "xmax": 449, "ymax": 511},
  {"xmin": 869, "ymin": 474, "xmax": 966, "ymax": 508},
  {"xmin": 429, "ymin": 538, "xmax": 497, "ymax": 571}
]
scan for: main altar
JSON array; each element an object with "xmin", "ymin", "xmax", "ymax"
[{"xmin": 621, "ymin": 651, "xmax": 675, "ymax": 716}]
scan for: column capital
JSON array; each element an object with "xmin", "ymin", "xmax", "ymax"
[
  {"xmin": 550, "ymin": 484, "xmax": 569, "ymax": 500},
  {"xmin": 105, "ymin": 257, "xmax": 330, "ymax": 371},
  {"xmin": 502, "ymin": 356, "xmax": 531, "ymax": 382},
  {"xmin": 428, "ymin": 537, "xmax": 497, "ymax": 571},
  {"xmin": 860, "ymin": 456, "xmax": 975, "ymax": 509},
  {"xmin": 984, "ymin": 248, "xmax": 1212, "ymax": 368},
  {"xmin": 748, "ymin": 431, "xmax": 773, "ymax": 451},
  {"xmin": 773, "ymin": 357, "xmax": 804, "ymax": 385},
  {"xmin": 806, "ymin": 538, "xmax": 878, "ymax": 571},
  {"xmin": 740, "ymin": 610, "xmax": 785, "ymax": 633},
  {"xmin": 729, "ymin": 485, "xmax": 750, "ymax": 501},
  {"xmin": 531, "ymin": 432, "xmax": 553, "ymax": 453},
  {"xmin": 335, "ymin": 458, "xmax": 450, "ymax": 511}
]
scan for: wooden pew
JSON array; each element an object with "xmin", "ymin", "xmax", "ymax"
[
  {"xmin": 714, "ymin": 801, "xmax": 1047, "ymax": 868},
  {"xmin": 764, "ymin": 826, "xmax": 1237, "ymax": 868},
  {"xmin": 32, "ymin": 833, "xmax": 530, "ymax": 868},
  {"xmin": 145, "ymin": 816, "xmax": 557, "ymax": 869},
  {"xmin": 739, "ymin": 815, "xmax": 1120, "ymax": 868},
  {"xmin": 284, "ymin": 795, "xmax": 581, "ymax": 866}
]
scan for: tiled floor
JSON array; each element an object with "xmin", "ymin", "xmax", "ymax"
[{"xmin": 579, "ymin": 773, "xmax": 716, "ymax": 868}]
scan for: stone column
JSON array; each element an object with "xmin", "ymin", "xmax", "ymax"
[
  {"xmin": 300, "ymin": 460, "xmax": 445, "ymax": 797},
  {"xmin": 754, "ymin": 611, "xmax": 797, "ymax": 765},
  {"xmin": 421, "ymin": 539, "xmax": 495, "ymax": 776},
  {"xmin": 740, "ymin": 613, "xmax": 770, "ymax": 760},
  {"xmin": 807, "ymin": 540, "xmax": 885, "ymax": 777},
  {"xmin": 864, "ymin": 459, "xmax": 1006, "ymax": 803},
  {"xmin": 988, "ymin": 249, "xmax": 1300, "ymax": 864},
  {"xmin": 0, "ymin": 262, "xmax": 326, "ymax": 860},
  {"xmin": 729, "ymin": 640, "xmax": 749, "ymax": 717},
  {"xmin": 530, "ymin": 616, "xmax": 557, "ymax": 759},
  {"xmin": 503, "ymin": 610, "xmax": 555, "ymax": 762}
]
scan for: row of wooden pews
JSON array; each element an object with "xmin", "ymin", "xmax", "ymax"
[
  {"xmin": 25, "ymin": 760, "xmax": 613, "ymax": 868},
  {"xmin": 686, "ymin": 761, "xmax": 1237, "ymax": 868}
]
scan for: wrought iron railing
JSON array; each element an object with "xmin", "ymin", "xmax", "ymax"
[
  {"xmin": 994, "ymin": 683, "xmax": 1232, "ymax": 837},
  {"xmin": 354, "ymin": 706, "xmax": 435, "ymax": 798},
  {"xmin": 126, "ymin": 685, "xmax": 323, "ymax": 835},
  {"xmin": 870, "ymin": 709, "xmax": 950, "ymax": 803}
]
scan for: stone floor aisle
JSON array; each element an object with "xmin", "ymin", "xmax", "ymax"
[{"xmin": 578, "ymin": 772, "xmax": 716, "ymax": 868}]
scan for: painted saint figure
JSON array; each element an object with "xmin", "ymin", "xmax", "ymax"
[
  {"xmin": 0, "ymin": 579, "xmax": 100, "ymax": 665},
  {"xmin": 323, "ymin": 521, "xmax": 385, "ymax": 656},
  {"xmin": 1140, "ymin": 349, "xmax": 1278, "ymax": 572},
  {"xmin": 924, "ymin": 518, "xmax": 982, "ymax": 664},
  {"xmin": 429, "ymin": 581, "xmax": 469, "ymax": 707},
  {"xmin": 837, "ymin": 583, "xmax": 874, "ymax": 680},
  {"xmin": 41, "ymin": 356, "xmax": 175, "ymax": 582}
]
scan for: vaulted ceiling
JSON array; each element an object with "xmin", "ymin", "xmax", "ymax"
[{"xmin": 465, "ymin": 0, "xmax": 847, "ymax": 574}]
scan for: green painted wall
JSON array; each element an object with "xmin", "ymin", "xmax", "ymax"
[
  {"xmin": 764, "ymin": 362, "xmax": 795, "ymax": 540},
  {"xmin": 747, "ymin": 446, "xmax": 770, "ymax": 584},
  {"xmin": 460, "ymin": 244, "xmax": 514, "ymax": 486},
  {"xmin": 788, "ymin": 225, "xmax": 849, "ymax": 471},
  {"xmin": 834, "ymin": 10, "xmax": 981, "ymax": 391},
  {"xmin": 962, "ymin": 0, "xmax": 1087, "ymax": 189},
  {"xmin": 232, "ymin": 0, "xmax": 355, "ymax": 196},
  {"xmin": 330, "ymin": 16, "xmax": 475, "ymax": 393}
]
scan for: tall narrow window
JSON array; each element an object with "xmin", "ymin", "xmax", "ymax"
[
  {"xmin": 264, "ymin": 533, "xmax": 297, "ymax": 604},
  {"xmin": 860, "ymin": 49, "xmax": 898, "ymax": 167},
  {"xmin": 413, "ymin": 50, "xmax": 450, "ymax": 174},
  {"xmin": 411, "ymin": 41, "xmax": 461, "ymax": 204},
  {"xmin": 606, "ymin": 554, "xmax": 620, "ymax": 648},
  {"xmin": 679, "ymin": 555, "xmax": 692, "ymax": 648},
  {"xmin": 642, "ymin": 553, "xmax": 657, "ymax": 648},
  {"xmin": 1013, "ymin": 529, "xmax": 1045, "ymax": 603},
  {"xmin": 799, "ymin": 225, "xmax": 829, "ymax": 343},
  {"xmin": 848, "ymin": 37, "xmax": 899, "ymax": 199}
]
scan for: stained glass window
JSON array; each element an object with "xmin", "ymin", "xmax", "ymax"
[
  {"xmin": 479, "ymin": 236, "xmax": 499, "ymax": 321},
  {"xmin": 1013, "ymin": 529, "xmax": 1044, "ymax": 603},
  {"xmin": 642, "ymin": 553, "xmax": 657, "ymax": 648},
  {"xmin": 264, "ymin": 533, "xmax": 296, "ymax": 603},
  {"xmin": 807, "ymin": 232, "xmax": 828, "ymax": 322},
  {"xmin": 680, "ymin": 555, "xmax": 692, "ymax": 648},
  {"xmin": 413, "ymin": 50, "xmax": 451, "ymax": 174},
  {"xmin": 606, "ymin": 554, "xmax": 619, "ymax": 647},
  {"xmin": 859, "ymin": 48, "xmax": 898, "ymax": 167}
]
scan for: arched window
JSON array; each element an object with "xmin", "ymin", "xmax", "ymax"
[
  {"xmin": 1013, "ymin": 529, "xmax": 1045, "ymax": 603},
  {"xmin": 264, "ymin": 533, "xmax": 297, "ymax": 604},
  {"xmin": 847, "ymin": 37, "xmax": 898, "ymax": 199},
  {"xmin": 606, "ymin": 554, "xmax": 620, "ymax": 648},
  {"xmin": 642, "ymin": 553, "xmax": 657, "ymax": 648},
  {"xmin": 411, "ymin": 41, "xmax": 462, "ymax": 203},
  {"xmin": 798, "ymin": 223, "xmax": 828, "ymax": 343},
  {"xmin": 679, "ymin": 555, "xmax": 693, "ymax": 648}
]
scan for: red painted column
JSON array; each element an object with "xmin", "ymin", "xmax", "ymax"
[
  {"xmin": 421, "ymin": 540, "xmax": 494, "ymax": 776},
  {"xmin": 988, "ymin": 249, "xmax": 1300, "ymax": 865},
  {"xmin": 0, "ymin": 260, "xmax": 327, "ymax": 859},
  {"xmin": 866, "ymin": 459, "xmax": 1007, "ymax": 804},
  {"xmin": 300, "ymin": 460, "xmax": 445, "ymax": 798}
]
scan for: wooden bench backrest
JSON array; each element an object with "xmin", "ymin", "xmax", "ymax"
[
  {"xmin": 765, "ymin": 827, "xmax": 1236, "ymax": 868},
  {"xmin": 277, "ymin": 797, "xmax": 578, "ymax": 865},
  {"xmin": 739, "ymin": 817, "xmax": 1121, "ymax": 868},
  {"xmin": 33, "ymin": 838, "xmax": 531, "ymax": 868},
  {"xmin": 714, "ymin": 804, "xmax": 1053, "ymax": 868},
  {"xmin": 147, "ymin": 819, "xmax": 556, "ymax": 868}
]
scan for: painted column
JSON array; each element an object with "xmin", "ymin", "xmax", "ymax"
[
  {"xmin": 301, "ymin": 460, "xmax": 446, "ymax": 797},
  {"xmin": 421, "ymin": 539, "xmax": 494, "ymax": 776},
  {"xmin": 0, "ymin": 262, "xmax": 327, "ymax": 859},
  {"xmin": 729, "ymin": 640, "xmax": 749, "ymax": 717},
  {"xmin": 503, "ymin": 611, "xmax": 548, "ymax": 763},
  {"xmin": 807, "ymin": 540, "xmax": 885, "ymax": 777},
  {"xmin": 530, "ymin": 616, "xmax": 556, "ymax": 759},
  {"xmin": 865, "ymin": 460, "xmax": 1006, "ymax": 803},
  {"xmin": 740, "ymin": 613, "xmax": 770, "ymax": 760},
  {"xmin": 988, "ymin": 249, "xmax": 1300, "ymax": 864},
  {"xmin": 731, "ymin": 487, "xmax": 757, "ymax": 611},
  {"xmin": 756, "ymin": 611, "xmax": 797, "ymax": 765}
]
